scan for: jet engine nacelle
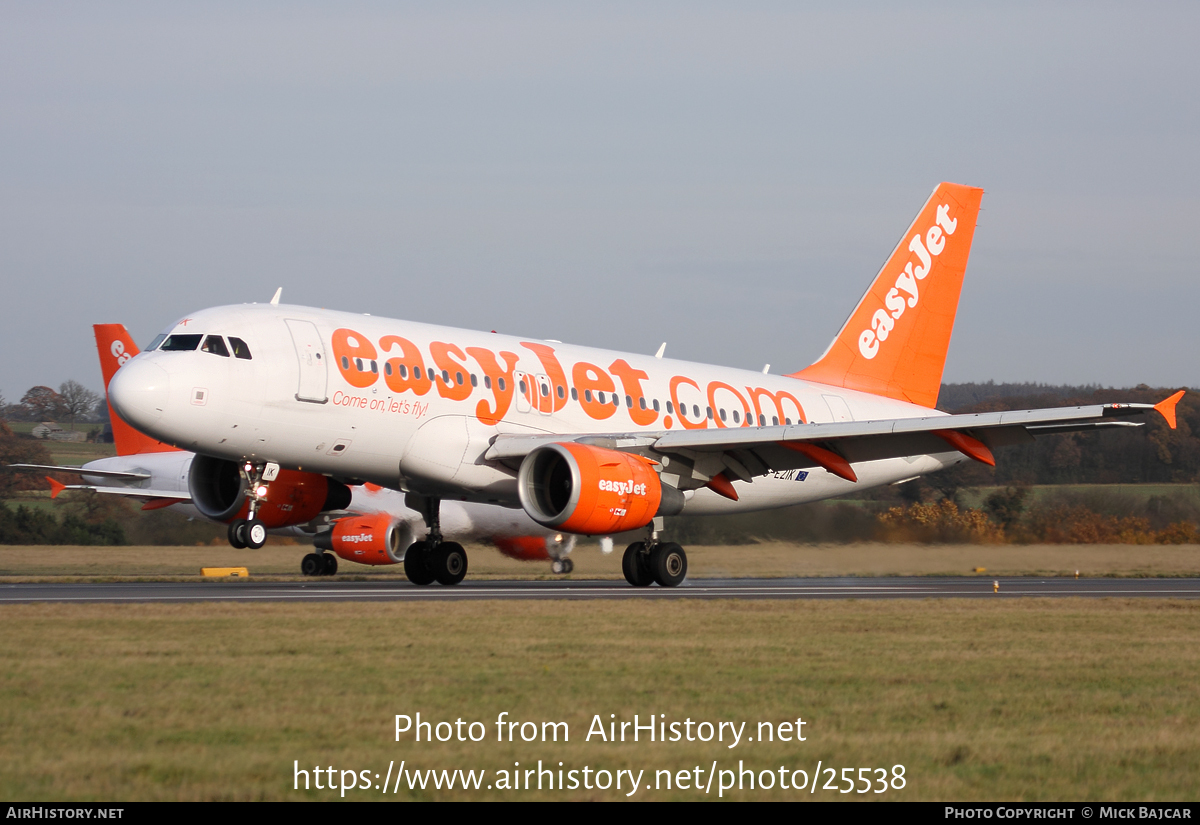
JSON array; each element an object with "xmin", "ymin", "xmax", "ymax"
[
  {"xmin": 517, "ymin": 442, "xmax": 684, "ymax": 535},
  {"xmin": 187, "ymin": 454, "xmax": 352, "ymax": 528},
  {"xmin": 492, "ymin": 533, "xmax": 577, "ymax": 561},
  {"xmin": 313, "ymin": 513, "xmax": 410, "ymax": 565}
]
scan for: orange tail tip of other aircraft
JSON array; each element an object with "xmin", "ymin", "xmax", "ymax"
[
  {"xmin": 98, "ymin": 182, "xmax": 1180, "ymax": 588},
  {"xmin": 93, "ymin": 324, "xmax": 179, "ymax": 456}
]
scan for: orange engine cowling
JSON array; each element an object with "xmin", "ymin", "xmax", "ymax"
[
  {"xmin": 493, "ymin": 535, "xmax": 551, "ymax": 561},
  {"xmin": 313, "ymin": 514, "xmax": 409, "ymax": 565},
  {"xmin": 188, "ymin": 455, "xmax": 352, "ymax": 528},
  {"xmin": 492, "ymin": 534, "xmax": 577, "ymax": 561},
  {"xmin": 518, "ymin": 442, "xmax": 682, "ymax": 535}
]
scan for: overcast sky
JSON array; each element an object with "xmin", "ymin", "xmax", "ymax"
[{"xmin": 2, "ymin": 2, "xmax": 1197, "ymax": 400}]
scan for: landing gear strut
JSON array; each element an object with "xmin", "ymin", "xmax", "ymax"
[
  {"xmin": 401, "ymin": 495, "xmax": 468, "ymax": 586},
  {"xmin": 622, "ymin": 522, "xmax": 687, "ymax": 587},
  {"xmin": 227, "ymin": 461, "xmax": 279, "ymax": 550}
]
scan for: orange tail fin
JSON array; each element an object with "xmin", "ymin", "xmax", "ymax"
[
  {"xmin": 93, "ymin": 324, "xmax": 179, "ymax": 456},
  {"xmin": 790, "ymin": 182, "xmax": 984, "ymax": 408}
]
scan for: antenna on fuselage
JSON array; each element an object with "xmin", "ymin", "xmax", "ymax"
[
  {"xmin": 655, "ymin": 343, "xmax": 666, "ymax": 359},
  {"xmin": 270, "ymin": 287, "xmax": 282, "ymax": 306},
  {"xmin": 762, "ymin": 364, "xmax": 770, "ymax": 374}
]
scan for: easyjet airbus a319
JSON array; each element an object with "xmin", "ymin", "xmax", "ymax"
[{"xmin": 103, "ymin": 183, "xmax": 1182, "ymax": 586}]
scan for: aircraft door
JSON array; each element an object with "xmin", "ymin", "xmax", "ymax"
[
  {"xmin": 513, "ymin": 371, "xmax": 532, "ymax": 413},
  {"xmin": 285, "ymin": 319, "xmax": 329, "ymax": 404},
  {"xmin": 534, "ymin": 374, "xmax": 553, "ymax": 415}
]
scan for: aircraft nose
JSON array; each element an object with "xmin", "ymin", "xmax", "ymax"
[{"xmin": 108, "ymin": 357, "xmax": 170, "ymax": 428}]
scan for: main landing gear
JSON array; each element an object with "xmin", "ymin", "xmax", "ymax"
[
  {"xmin": 402, "ymin": 495, "xmax": 468, "ymax": 586},
  {"xmin": 301, "ymin": 552, "xmax": 338, "ymax": 577},
  {"xmin": 551, "ymin": 558, "xmax": 575, "ymax": 575},
  {"xmin": 622, "ymin": 522, "xmax": 687, "ymax": 587},
  {"xmin": 226, "ymin": 461, "xmax": 279, "ymax": 550}
]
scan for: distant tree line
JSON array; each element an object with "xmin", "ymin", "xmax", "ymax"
[
  {"xmin": 0, "ymin": 382, "xmax": 106, "ymax": 428},
  {"xmin": 932, "ymin": 382, "xmax": 1198, "ymax": 487}
]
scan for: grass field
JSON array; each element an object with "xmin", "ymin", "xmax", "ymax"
[
  {"xmin": 0, "ymin": 598, "xmax": 1197, "ymax": 801},
  {"xmin": 2, "ymin": 541, "xmax": 1199, "ymax": 581}
]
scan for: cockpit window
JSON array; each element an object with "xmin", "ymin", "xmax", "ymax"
[
  {"xmin": 202, "ymin": 335, "xmax": 230, "ymax": 357},
  {"xmin": 145, "ymin": 334, "xmax": 167, "ymax": 351},
  {"xmin": 160, "ymin": 334, "xmax": 203, "ymax": 351},
  {"xmin": 228, "ymin": 337, "xmax": 252, "ymax": 360}
]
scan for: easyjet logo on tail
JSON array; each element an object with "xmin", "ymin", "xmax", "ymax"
[
  {"xmin": 858, "ymin": 204, "xmax": 958, "ymax": 360},
  {"xmin": 110, "ymin": 339, "xmax": 133, "ymax": 367}
]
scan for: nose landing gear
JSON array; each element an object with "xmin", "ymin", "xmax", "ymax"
[{"xmin": 226, "ymin": 461, "xmax": 279, "ymax": 550}]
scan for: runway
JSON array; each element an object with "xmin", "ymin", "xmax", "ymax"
[{"xmin": 2, "ymin": 577, "xmax": 1199, "ymax": 603}]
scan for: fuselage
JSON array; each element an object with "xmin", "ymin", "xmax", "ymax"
[{"xmin": 108, "ymin": 303, "xmax": 963, "ymax": 516}]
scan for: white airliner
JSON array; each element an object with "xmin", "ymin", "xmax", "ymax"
[
  {"xmin": 8, "ymin": 325, "xmax": 578, "ymax": 576},
  {"xmin": 101, "ymin": 183, "xmax": 1181, "ymax": 587}
]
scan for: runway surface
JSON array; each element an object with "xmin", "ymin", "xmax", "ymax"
[{"xmin": 2, "ymin": 577, "xmax": 1199, "ymax": 603}]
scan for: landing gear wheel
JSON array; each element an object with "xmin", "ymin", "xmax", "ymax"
[
  {"xmin": 321, "ymin": 553, "xmax": 338, "ymax": 576},
  {"xmin": 244, "ymin": 518, "xmax": 268, "ymax": 549},
  {"xmin": 428, "ymin": 541, "xmax": 468, "ymax": 586},
  {"xmin": 622, "ymin": 542, "xmax": 654, "ymax": 587},
  {"xmin": 227, "ymin": 519, "xmax": 248, "ymax": 549},
  {"xmin": 300, "ymin": 553, "xmax": 323, "ymax": 576},
  {"xmin": 561, "ymin": 558, "xmax": 574, "ymax": 574},
  {"xmin": 551, "ymin": 560, "xmax": 564, "ymax": 574},
  {"xmin": 403, "ymin": 541, "xmax": 435, "ymax": 586},
  {"xmin": 650, "ymin": 542, "xmax": 687, "ymax": 587}
]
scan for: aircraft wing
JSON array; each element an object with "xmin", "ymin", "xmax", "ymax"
[
  {"xmin": 4, "ymin": 463, "xmax": 151, "ymax": 481},
  {"xmin": 485, "ymin": 393, "xmax": 1182, "ymax": 487},
  {"xmin": 41, "ymin": 477, "xmax": 192, "ymax": 510}
]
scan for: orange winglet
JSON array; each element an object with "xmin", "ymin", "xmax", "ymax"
[
  {"xmin": 46, "ymin": 477, "xmax": 67, "ymax": 499},
  {"xmin": 705, "ymin": 472, "xmax": 739, "ymax": 501},
  {"xmin": 778, "ymin": 441, "xmax": 858, "ymax": 482},
  {"xmin": 141, "ymin": 498, "xmax": 177, "ymax": 511},
  {"xmin": 933, "ymin": 429, "xmax": 996, "ymax": 467},
  {"xmin": 1154, "ymin": 390, "xmax": 1184, "ymax": 430}
]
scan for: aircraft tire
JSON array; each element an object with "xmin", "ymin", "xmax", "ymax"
[
  {"xmin": 227, "ymin": 519, "xmax": 248, "ymax": 549},
  {"xmin": 321, "ymin": 553, "xmax": 338, "ymax": 576},
  {"xmin": 244, "ymin": 518, "xmax": 268, "ymax": 549},
  {"xmin": 562, "ymin": 558, "xmax": 574, "ymax": 574},
  {"xmin": 403, "ymin": 541, "xmax": 436, "ymax": 586},
  {"xmin": 622, "ymin": 542, "xmax": 653, "ymax": 587},
  {"xmin": 429, "ymin": 541, "xmax": 468, "ymax": 586},
  {"xmin": 650, "ymin": 542, "xmax": 687, "ymax": 587},
  {"xmin": 300, "ymin": 553, "xmax": 323, "ymax": 576},
  {"xmin": 551, "ymin": 560, "xmax": 564, "ymax": 574}
]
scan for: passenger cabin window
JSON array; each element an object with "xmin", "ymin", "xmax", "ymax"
[
  {"xmin": 228, "ymin": 338, "xmax": 252, "ymax": 360},
  {"xmin": 201, "ymin": 335, "xmax": 230, "ymax": 357},
  {"xmin": 160, "ymin": 334, "xmax": 202, "ymax": 351},
  {"xmin": 146, "ymin": 334, "xmax": 167, "ymax": 351}
]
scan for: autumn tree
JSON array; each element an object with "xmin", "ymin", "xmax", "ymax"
[
  {"xmin": 0, "ymin": 421, "xmax": 53, "ymax": 497},
  {"xmin": 20, "ymin": 386, "xmax": 66, "ymax": 422}
]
